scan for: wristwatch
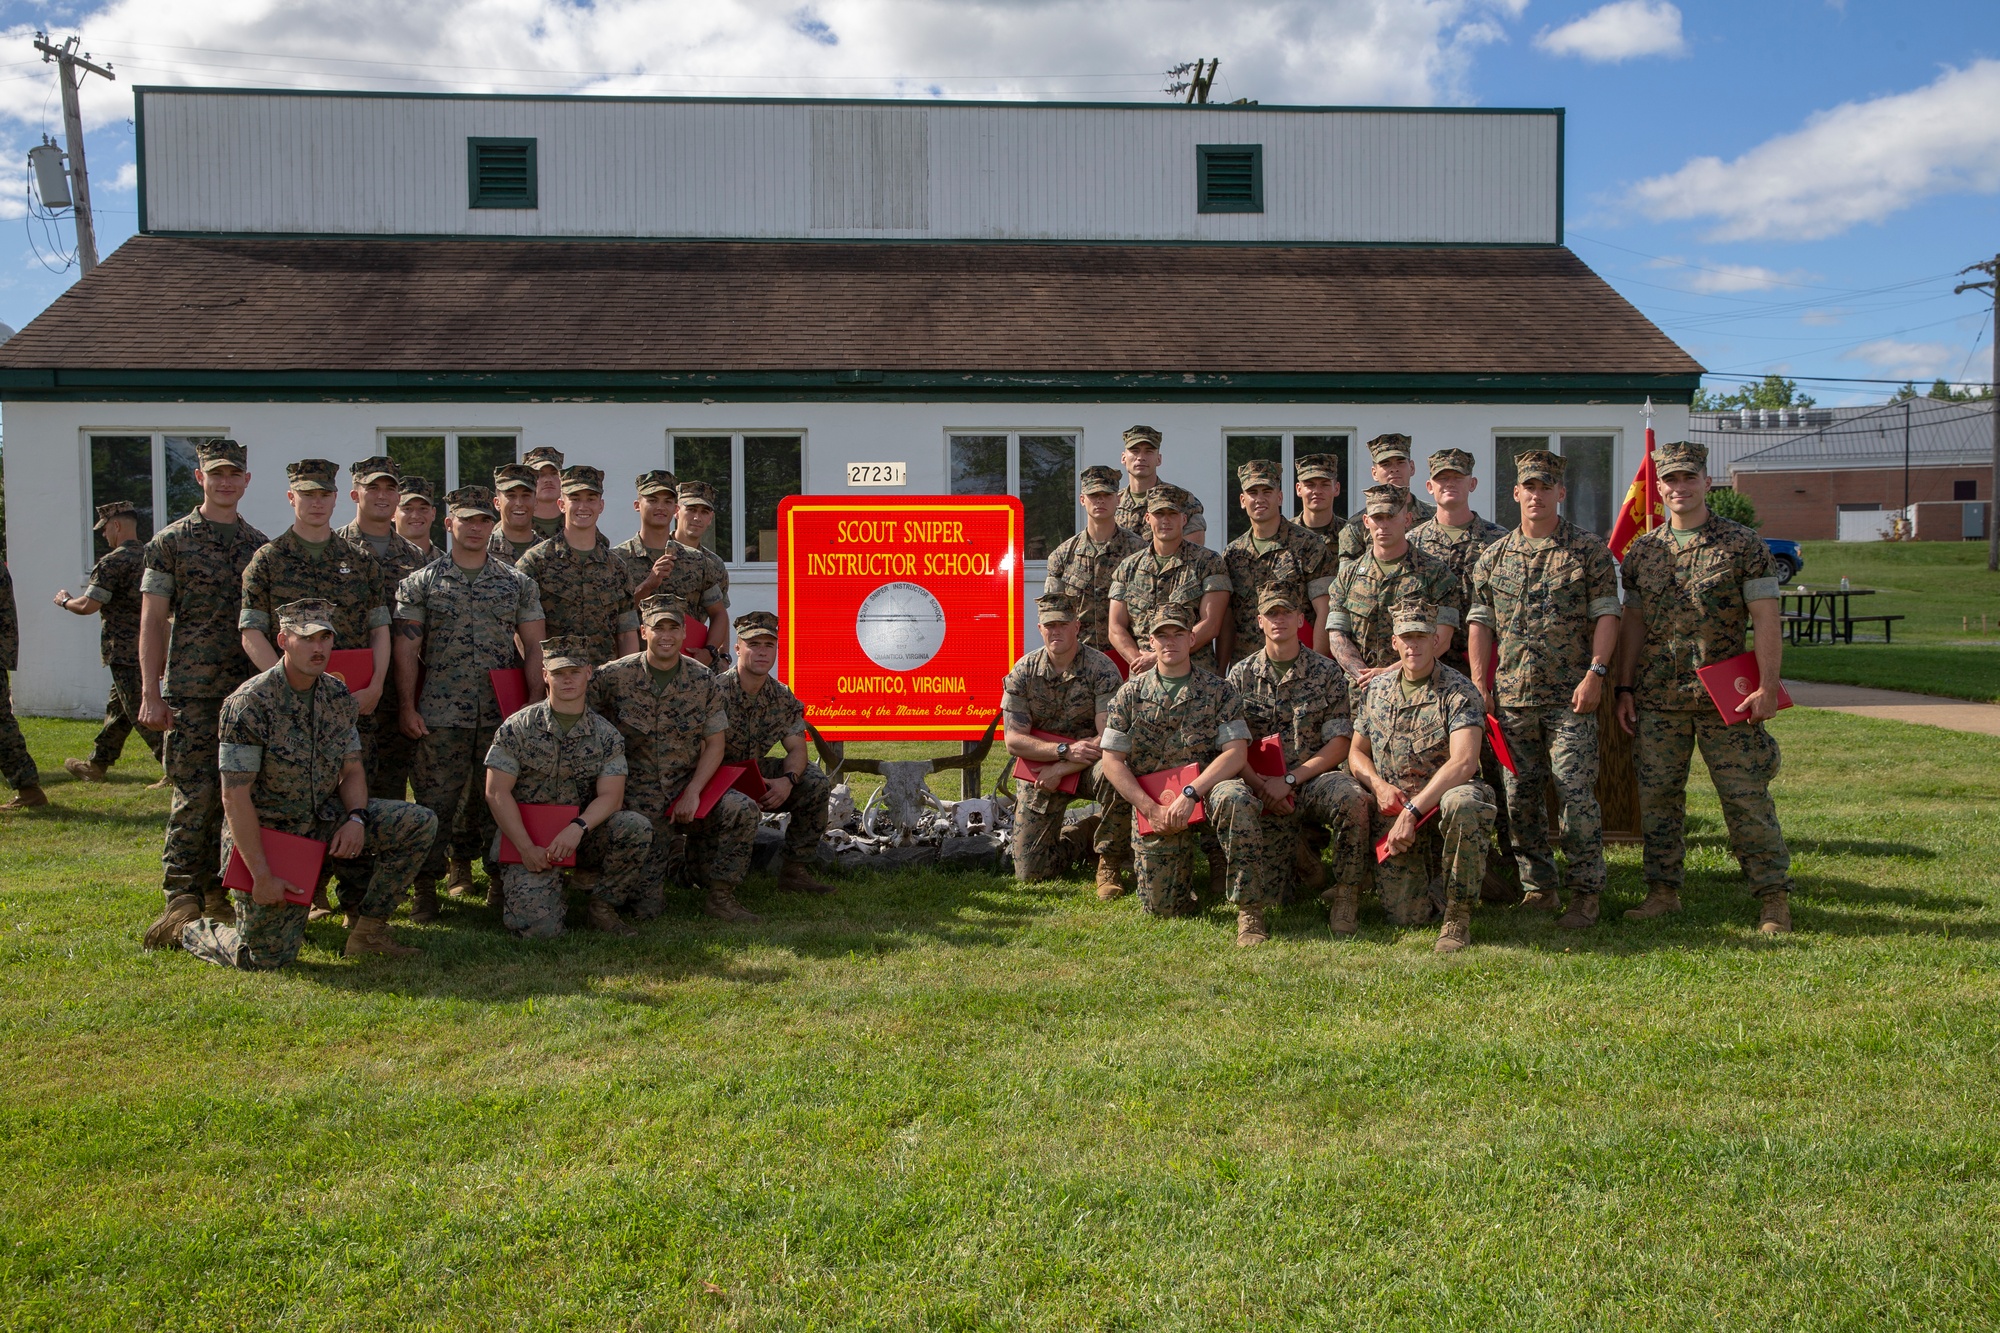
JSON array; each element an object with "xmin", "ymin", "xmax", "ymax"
[
  {"xmin": 1283, "ymin": 772, "xmax": 1298, "ymax": 787},
  {"xmin": 1181, "ymin": 784, "xmax": 1199, "ymax": 801},
  {"xmin": 569, "ymin": 816, "xmax": 588, "ymax": 830},
  {"xmin": 1588, "ymin": 662, "xmax": 1609, "ymax": 677},
  {"xmin": 1615, "ymin": 684, "xmax": 1635, "ymax": 696},
  {"xmin": 346, "ymin": 807, "xmax": 369, "ymax": 828},
  {"xmin": 1055, "ymin": 742, "xmax": 1071, "ymax": 760}
]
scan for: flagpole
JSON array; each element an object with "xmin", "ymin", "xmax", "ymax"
[{"xmin": 1642, "ymin": 396, "xmax": 1657, "ymax": 533}]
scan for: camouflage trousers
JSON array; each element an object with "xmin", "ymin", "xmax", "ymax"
[
  {"xmin": 359, "ymin": 710, "xmax": 419, "ymax": 802},
  {"xmin": 1266, "ymin": 770, "xmax": 1373, "ymax": 896},
  {"xmin": 0, "ymin": 668, "xmax": 38, "ymax": 791},
  {"xmin": 1131, "ymin": 778, "xmax": 1265, "ymax": 914},
  {"xmin": 1498, "ymin": 705, "xmax": 1605, "ymax": 895},
  {"xmin": 757, "ymin": 758, "xmax": 831, "ymax": 861},
  {"xmin": 500, "ymin": 810, "xmax": 653, "ymax": 939},
  {"xmin": 413, "ymin": 723, "xmax": 499, "ymax": 886},
  {"xmin": 1370, "ymin": 781, "xmax": 1497, "ymax": 925},
  {"xmin": 1012, "ymin": 760, "xmax": 1118, "ymax": 882},
  {"xmin": 644, "ymin": 788, "xmax": 761, "ymax": 914},
  {"xmin": 1636, "ymin": 709, "xmax": 1792, "ymax": 897},
  {"xmin": 88, "ymin": 663, "xmax": 163, "ymax": 769},
  {"xmin": 181, "ymin": 799, "xmax": 438, "ymax": 969},
  {"xmin": 161, "ymin": 696, "xmax": 227, "ymax": 904}
]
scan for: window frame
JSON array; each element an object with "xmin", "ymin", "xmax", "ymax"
[
  {"xmin": 1197, "ymin": 143, "xmax": 1265, "ymax": 214},
  {"xmin": 666, "ymin": 428, "xmax": 809, "ymax": 567},
  {"xmin": 79, "ymin": 427, "xmax": 231, "ymax": 567},
  {"xmin": 1489, "ymin": 428, "xmax": 1624, "ymax": 536},
  {"xmin": 375, "ymin": 429, "xmax": 521, "ymax": 494},
  {"xmin": 467, "ymin": 137, "xmax": 538, "ymax": 210},
  {"xmin": 942, "ymin": 427, "xmax": 1082, "ymax": 562}
]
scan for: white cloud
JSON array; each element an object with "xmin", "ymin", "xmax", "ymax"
[
  {"xmin": 0, "ymin": 0, "xmax": 1532, "ymax": 134},
  {"xmin": 1842, "ymin": 339, "xmax": 1960, "ymax": 380},
  {"xmin": 109, "ymin": 161, "xmax": 138, "ymax": 191},
  {"xmin": 1800, "ymin": 309, "xmax": 1843, "ymax": 327},
  {"xmin": 1534, "ymin": 1, "xmax": 1684, "ymax": 62},
  {"xmin": 1628, "ymin": 59, "xmax": 2000, "ymax": 242},
  {"xmin": 1647, "ymin": 257, "xmax": 1812, "ymax": 294}
]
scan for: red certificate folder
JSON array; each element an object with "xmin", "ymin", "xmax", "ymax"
[
  {"xmin": 1485, "ymin": 715, "xmax": 1516, "ymax": 774},
  {"xmin": 489, "ymin": 667, "xmax": 529, "ymax": 719},
  {"xmin": 1133, "ymin": 763, "xmax": 1205, "ymax": 835},
  {"xmin": 1374, "ymin": 802, "xmax": 1439, "ymax": 863},
  {"xmin": 682, "ymin": 617, "xmax": 708, "ymax": 654},
  {"xmin": 1248, "ymin": 733, "xmax": 1288, "ymax": 778},
  {"xmin": 1012, "ymin": 729, "xmax": 1082, "ymax": 794},
  {"xmin": 498, "ymin": 803, "xmax": 581, "ymax": 866},
  {"xmin": 677, "ymin": 762, "xmax": 770, "ymax": 818},
  {"xmin": 1696, "ymin": 652, "xmax": 1793, "ymax": 725},
  {"xmin": 324, "ymin": 649, "xmax": 375, "ymax": 693},
  {"xmin": 221, "ymin": 827, "xmax": 327, "ymax": 905},
  {"xmin": 1104, "ymin": 646, "xmax": 1130, "ymax": 681}
]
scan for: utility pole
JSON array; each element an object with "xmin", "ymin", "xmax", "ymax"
[
  {"xmin": 1166, "ymin": 59, "xmax": 1219, "ymax": 105},
  {"xmin": 1956, "ymin": 257, "xmax": 1999, "ymax": 570},
  {"xmin": 33, "ymin": 32, "xmax": 114, "ymax": 276}
]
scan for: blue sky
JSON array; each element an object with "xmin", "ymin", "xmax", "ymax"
[{"xmin": 0, "ymin": 0, "xmax": 1993, "ymax": 405}]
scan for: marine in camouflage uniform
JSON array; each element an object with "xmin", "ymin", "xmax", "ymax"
[
  {"xmin": 0, "ymin": 558, "xmax": 36, "ymax": 805},
  {"xmin": 1618, "ymin": 440, "xmax": 1794, "ymax": 930},
  {"xmin": 1002, "ymin": 593, "xmax": 1127, "ymax": 884},
  {"xmin": 1326, "ymin": 485, "xmax": 1463, "ymax": 674},
  {"xmin": 1469, "ymin": 450, "xmax": 1623, "ymax": 921},
  {"xmin": 1351, "ymin": 598, "xmax": 1496, "ymax": 951},
  {"xmin": 1041, "ymin": 464, "xmax": 1146, "ymax": 657},
  {"xmin": 524, "ymin": 445, "xmax": 568, "ymax": 542},
  {"xmin": 67, "ymin": 502, "xmax": 163, "ymax": 775},
  {"xmin": 1112, "ymin": 425, "xmax": 1209, "ymax": 544},
  {"xmin": 716, "ymin": 611, "xmax": 836, "ymax": 894},
  {"xmin": 140, "ymin": 440, "xmax": 271, "ymax": 939},
  {"xmin": 395, "ymin": 486, "xmax": 546, "ymax": 906},
  {"xmin": 483, "ymin": 638, "xmax": 653, "ymax": 939},
  {"xmin": 614, "ymin": 472, "xmax": 732, "ymax": 666},
  {"xmin": 589, "ymin": 597, "xmax": 759, "ymax": 922},
  {"xmin": 1337, "ymin": 433, "xmax": 1436, "ymax": 574},
  {"xmin": 336, "ymin": 458, "xmax": 435, "ymax": 800},
  {"xmin": 487, "ymin": 463, "xmax": 543, "ymax": 564},
  {"xmin": 1222, "ymin": 459, "xmax": 1333, "ymax": 665},
  {"xmin": 515, "ymin": 466, "xmax": 640, "ymax": 667},
  {"xmin": 1225, "ymin": 586, "xmax": 1371, "ymax": 929},
  {"xmin": 1108, "ymin": 485, "xmax": 1232, "ymax": 674},
  {"xmin": 1101, "ymin": 602, "xmax": 1268, "ymax": 941},
  {"xmin": 1294, "ymin": 451, "xmax": 1346, "ymax": 544},
  {"xmin": 180, "ymin": 599, "xmax": 434, "ymax": 968}
]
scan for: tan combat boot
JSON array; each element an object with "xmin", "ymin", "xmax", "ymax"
[
  {"xmin": 1207, "ymin": 855, "xmax": 1228, "ymax": 901},
  {"xmin": 1557, "ymin": 893, "xmax": 1600, "ymax": 930},
  {"xmin": 777, "ymin": 859, "xmax": 836, "ymax": 895},
  {"xmin": 488, "ymin": 878, "xmax": 507, "ymax": 917},
  {"xmin": 1624, "ymin": 884, "xmax": 1682, "ymax": 921},
  {"xmin": 64, "ymin": 758, "xmax": 107, "ymax": 783},
  {"xmin": 307, "ymin": 885, "xmax": 336, "ymax": 922},
  {"xmin": 1759, "ymin": 891, "xmax": 1793, "ymax": 935},
  {"xmin": 202, "ymin": 887, "xmax": 235, "ymax": 923},
  {"xmin": 1327, "ymin": 882, "xmax": 1359, "ymax": 937},
  {"xmin": 1520, "ymin": 888, "xmax": 1561, "ymax": 913},
  {"xmin": 409, "ymin": 883, "xmax": 441, "ymax": 924},
  {"xmin": 344, "ymin": 916, "xmax": 421, "ymax": 958},
  {"xmin": 141, "ymin": 895, "xmax": 204, "ymax": 950},
  {"xmin": 1236, "ymin": 906, "xmax": 1270, "ymax": 947},
  {"xmin": 1294, "ymin": 835, "xmax": 1327, "ymax": 896},
  {"xmin": 1094, "ymin": 857, "xmax": 1130, "ymax": 901},
  {"xmin": 147, "ymin": 772, "xmax": 172, "ymax": 790},
  {"xmin": 444, "ymin": 859, "xmax": 478, "ymax": 900},
  {"xmin": 586, "ymin": 897, "xmax": 638, "ymax": 937},
  {"xmin": 703, "ymin": 883, "xmax": 762, "ymax": 924},
  {"xmin": 0, "ymin": 786, "xmax": 49, "ymax": 810},
  {"xmin": 1434, "ymin": 900, "xmax": 1472, "ymax": 954}
]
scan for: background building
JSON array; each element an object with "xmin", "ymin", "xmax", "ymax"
[{"xmin": 0, "ymin": 88, "xmax": 1697, "ymax": 716}]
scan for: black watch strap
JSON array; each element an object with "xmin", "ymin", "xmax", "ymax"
[{"xmin": 1614, "ymin": 685, "xmax": 1635, "ymax": 696}]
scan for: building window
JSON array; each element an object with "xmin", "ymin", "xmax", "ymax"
[
  {"xmin": 1197, "ymin": 144, "xmax": 1263, "ymax": 214},
  {"xmin": 1494, "ymin": 433, "xmax": 1617, "ymax": 536},
  {"xmin": 1221, "ymin": 431, "xmax": 1353, "ymax": 541},
  {"xmin": 1955, "ymin": 479, "xmax": 1978, "ymax": 501},
  {"xmin": 668, "ymin": 432, "xmax": 805, "ymax": 564},
  {"xmin": 86, "ymin": 432, "xmax": 224, "ymax": 550},
  {"xmin": 468, "ymin": 137, "xmax": 537, "ymax": 209},
  {"xmin": 383, "ymin": 431, "xmax": 519, "ymax": 550},
  {"xmin": 946, "ymin": 431, "xmax": 1078, "ymax": 559}
]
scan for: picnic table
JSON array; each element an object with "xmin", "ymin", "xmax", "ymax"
[{"xmin": 1780, "ymin": 587, "xmax": 1902, "ymax": 644}]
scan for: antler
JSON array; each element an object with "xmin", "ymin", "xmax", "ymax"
[
  {"xmin": 924, "ymin": 715, "xmax": 1000, "ymax": 772},
  {"xmin": 804, "ymin": 715, "xmax": 999, "ymax": 778}
]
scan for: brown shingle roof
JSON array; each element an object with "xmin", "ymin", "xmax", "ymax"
[{"xmin": 0, "ymin": 236, "xmax": 1698, "ymax": 380}]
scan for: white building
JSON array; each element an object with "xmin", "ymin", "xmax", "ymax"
[{"xmin": 1, "ymin": 88, "xmax": 1697, "ymax": 715}]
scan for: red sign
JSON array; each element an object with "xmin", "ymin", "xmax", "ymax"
[{"xmin": 778, "ymin": 495, "xmax": 1024, "ymax": 741}]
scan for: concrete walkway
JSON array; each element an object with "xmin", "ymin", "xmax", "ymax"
[{"xmin": 1782, "ymin": 679, "xmax": 2000, "ymax": 737}]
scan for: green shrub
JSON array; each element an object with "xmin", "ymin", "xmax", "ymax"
[{"xmin": 1708, "ymin": 488, "xmax": 1760, "ymax": 529}]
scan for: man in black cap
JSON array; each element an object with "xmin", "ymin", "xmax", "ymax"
[{"xmin": 55, "ymin": 500, "xmax": 164, "ymax": 784}]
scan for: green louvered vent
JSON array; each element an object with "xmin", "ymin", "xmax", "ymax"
[
  {"xmin": 468, "ymin": 138, "xmax": 537, "ymax": 209},
  {"xmin": 1197, "ymin": 144, "xmax": 1263, "ymax": 214}
]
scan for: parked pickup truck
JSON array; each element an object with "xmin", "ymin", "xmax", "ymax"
[{"xmin": 1764, "ymin": 538, "xmax": 1804, "ymax": 586}]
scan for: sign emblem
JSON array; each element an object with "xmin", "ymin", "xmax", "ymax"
[{"xmin": 856, "ymin": 582, "xmax": 947, "ymax": 671}]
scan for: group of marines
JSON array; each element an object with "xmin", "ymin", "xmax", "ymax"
[{"xmin": 0, "ymin": 418, "xmax": 1796, "ymax": 964}]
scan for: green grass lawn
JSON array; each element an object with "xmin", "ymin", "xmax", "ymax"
[
  {"xmin": 4, "ymin": 710, "xmax": 2000, "ymax": 1329},
  {"xmin": 1771, "ymin": 542, "xmax": 2000, "ymax": 702}
]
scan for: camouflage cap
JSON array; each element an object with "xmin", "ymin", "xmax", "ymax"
[
  {"xmin": 349, "ymin": 455, "xmax": 399, "ymax": 485},
  {"xmin": 1294, "ymin": 453, "xmax": 1340, "ymax": 482},
  {"xmin": 1427, "ymin": 448, "xmax": 1474, "ymax": 477},
  {"xmin": 1237, "ymin": 458, "xmax": 1282, "ymax": 491},
  {"xmin": 397, "ymin": 475, "xmax": 436, "ymax": 504},
  {"xmin": 1122, "ymin": 424, "xmax": 1164, "ymax": 449},
  {"xmin": 559, "ymin": 464, "xmax": 605, "ymax": 495},
  {"xmin": 444, "ymin": 485, "xmax": 498, "ymax": 520},
  {"xmin": 1036, "ymin": 592, "xmax": 1081, "ymax": 625},
  {"xmin": 493, "ymin": 463, "xmax": 538, "ymax": 493},
  {"xmin": 1655, "ymin": 440, "xmax": 1708, "ymax": 478},
  {"xmin": 286, "ymin": 458, "xmax": 340, "ymax": 493},
  {"xmin": 1391, "ymin": 597, "xmax": 1438, "ymax": 636},
  {"xmin": 1145, "ymin": 483, "xmax": 1193, "ymax": 515},
  {"xmin": 540, "ymin": 635, "xmax": 592, "ymax": 671},
  {"xmin": 1366, "ymin": 432, "xmax": 1414, "ymax": 463},
  {"xmin": 1256, "ymin": 584, "xmax": 1305, "ymax": 614},
  {"xmin": 1514, "ymin": 449, "xmax": 1565, "ymax": 485},
  {"xmin": 196, "ymin": 439, "xmax": 247, "ymax": 473},
  {"xmin": 734, "ymin": 610, "xmax": 780, "ymax": 641},
  {"xmin": 1147, "ymin": 601, "xmax": 1200, "ymax": 632},
  {"xmin": 92, "ymin": 500, "xmax": 137, "ymax": 531},
  {"xmin": 275, "ymin": 598, "xmax": 338, "ymax": 637},
  {"xmin": 677, "ymin": 480, "xmax": 718, "ymax": 509},
  {"xmin": 523, "ymin": 445, "xmax": 564, "ymax": 473},
  {"xmin": 1362, "ymin": 483, "xmax": 1412, "ymax": 517},
  {"xmin": 635, "ymin": 469, "xmax": 679, "ymax": 497},
  {"xmin": 637, "ymin": 594, "xmax": 688, "ymax": 626},
  {"xmin": 1079, "ymin": 464, "xmax": 1122, "ymax": 496}
]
